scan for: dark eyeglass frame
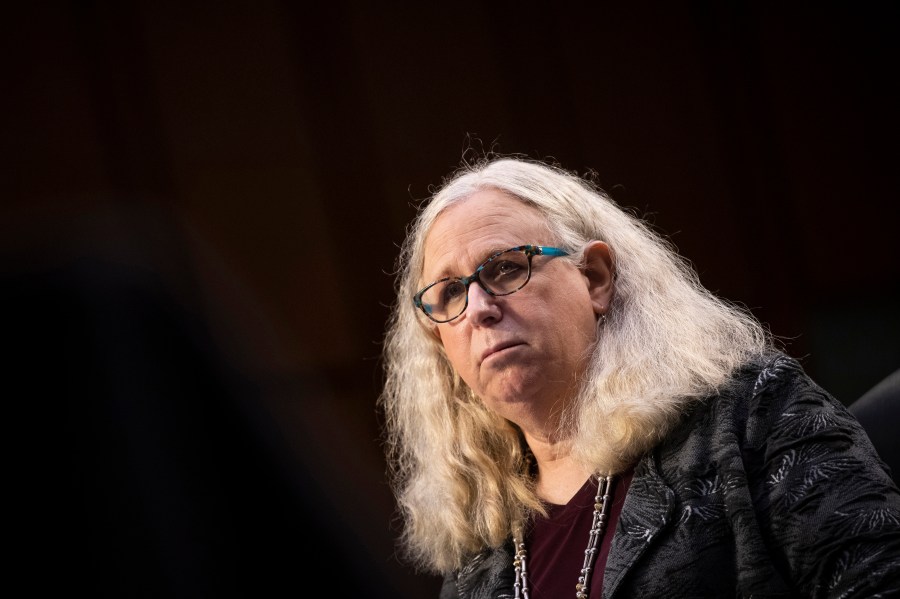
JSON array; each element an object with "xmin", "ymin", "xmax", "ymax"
[{"xmin": 413, "ymin": 244, "xmax": 570, "ymax": 323}]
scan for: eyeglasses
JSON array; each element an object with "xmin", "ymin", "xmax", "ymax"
[{"xmin": 413, "ymin": 245, "xmax": 570, "ymax": 323}]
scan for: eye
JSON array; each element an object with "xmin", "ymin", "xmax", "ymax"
[
  {"xmin": 441, "ymin": 280, "xmax": 466, "ymax": 303},
  {"xmin": 492, "ymin": 260, "xmax": 524, "ymax": 280}
]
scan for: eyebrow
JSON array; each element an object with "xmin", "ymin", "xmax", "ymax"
[{"xmin": 425, "ymin": 245, "xmax": 512, "ymax": 282}]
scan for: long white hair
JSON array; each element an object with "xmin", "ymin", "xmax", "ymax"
[{"xmin": 379, "ymin": 155, "xmax": 772, "ymax": 574}]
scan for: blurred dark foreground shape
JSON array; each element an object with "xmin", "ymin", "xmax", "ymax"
[{"xmin": 3, "ymin": 202, "xmax": 429, "ymax": 598}]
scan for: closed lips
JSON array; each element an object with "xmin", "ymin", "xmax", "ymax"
[{"xmin": 480, "ymin": 341, "xmax": 523, "ymax": 363}]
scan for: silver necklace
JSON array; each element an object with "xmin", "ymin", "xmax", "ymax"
[{"xmin": 513, "ymin": 475, "xmax": 616, "ymax": 599}]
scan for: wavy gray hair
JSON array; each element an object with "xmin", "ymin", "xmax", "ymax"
[{"xmin": 379, "ymin": 156, "xmax": 772, "ymax": 574}]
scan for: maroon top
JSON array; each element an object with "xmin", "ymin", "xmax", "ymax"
[{"xmin": 525, "ymin": 466, "xmax": 634, "ymax": 598}]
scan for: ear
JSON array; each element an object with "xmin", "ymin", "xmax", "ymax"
[{"xmin": 582, "ymin": 241, "xmax": 615, "ymax": 316}]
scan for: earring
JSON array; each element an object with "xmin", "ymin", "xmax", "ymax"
[{"xmin": 599, "ymin": 313, "xmax": 607, "ymax": 326}]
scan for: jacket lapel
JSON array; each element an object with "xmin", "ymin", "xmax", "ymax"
[{"xmin": 602, "ymin": 454, "xmax": 675, "ymax": 598}]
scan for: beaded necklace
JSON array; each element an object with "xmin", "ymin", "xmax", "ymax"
[{"xmin": 512, "ymin": 475, "xmax": 616, "ymax": 599}]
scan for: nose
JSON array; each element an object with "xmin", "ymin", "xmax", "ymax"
[{"xmin": 465, "ymin": 282, "xmax": 502, "ymax": 326}]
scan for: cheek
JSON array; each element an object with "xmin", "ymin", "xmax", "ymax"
[
  {"xmin": 552, "ymin": 294, "xmax": 599, "ymax": 345},
  {"xmin": 437, "ymin": 328, "xmax": 470, "ymax": 372}
]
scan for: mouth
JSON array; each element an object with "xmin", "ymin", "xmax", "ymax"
[{"xmin": 480, "ymin": 340, "xmax": 523, "ymax": 364}]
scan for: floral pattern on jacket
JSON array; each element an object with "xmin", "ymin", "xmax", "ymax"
[{"xmin": 440, "ymin": 353, "xmax": 900, "ymax": 598}]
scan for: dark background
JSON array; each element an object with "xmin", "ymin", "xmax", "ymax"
[{"xmin": 5, "ymin": 2, "xmax": 899, "ymax": 597}]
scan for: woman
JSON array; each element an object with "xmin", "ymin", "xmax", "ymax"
[{"xmin": 379, "ymin": 156, "xmax": 900, "ymax": 598}]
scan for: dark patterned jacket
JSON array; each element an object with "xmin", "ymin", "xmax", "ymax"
[{"xmin": 440, "ymin": 353, "xmax": 900, "ymax": 598}]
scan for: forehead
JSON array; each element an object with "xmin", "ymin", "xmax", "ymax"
[{"xmin": 422, "ymin": 189, "xmax": 552, "ymax": 277}]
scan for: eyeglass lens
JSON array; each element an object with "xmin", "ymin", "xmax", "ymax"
[{"xmin": 420, "ymin": 249, "xmax": 531, "ymax": 322}]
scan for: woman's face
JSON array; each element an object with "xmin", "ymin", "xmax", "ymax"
[{"xmin": 421, "ymin": 189, "xmax": 610, "ymax": 433}]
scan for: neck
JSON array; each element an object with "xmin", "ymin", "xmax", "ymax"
[{"xmin": 524, "ymin": 432, "xmax": 593, "ymax": 505}]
